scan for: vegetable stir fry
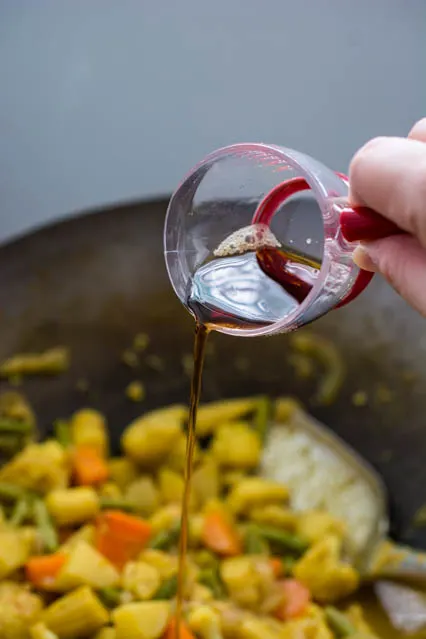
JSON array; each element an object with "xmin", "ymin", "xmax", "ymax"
[{"xmin": 0, "ymin": 396, "xmax": 379, "ymax": 639}]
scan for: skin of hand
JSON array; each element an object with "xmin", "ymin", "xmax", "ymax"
[{"xmin": 349, "ymin": 117, "xmax": 426, "ymax": 317}]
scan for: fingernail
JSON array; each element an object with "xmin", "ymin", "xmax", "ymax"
[{"xmin": 352, "ymin": 244, "xmax": 379, "ymax": 272}]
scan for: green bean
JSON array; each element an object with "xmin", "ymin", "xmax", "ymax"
[
  {"xmin": 244, "ymin": 525, "xmax": 269, "ymax": 555},
  {"xmin": 9, "ymin": 498, "xmax": 29, "ymax": 526},
  {"xmin": 54, "ymin": 420, "xmax": 72, "ymax": 447},
  {"xmin": 99, "ymin": 497, "xmax": 137, "ymax": 513},
  {"xmin": 282, "ymin": 555, "xmax": 296, "ymax": 576},
  {"xmin": 199, "ymin": 567, "xmax": 226, "ymax": 599},
  {"xmin": 250, "ymin": 524, "xmax": 309, "ymax": 554},
  {"xmin": 325, "ymin": 606, "xmax": 357, "ymax": 637},
  {"xmin": 254, "ymin": 396, "xmax": 271, "ymax": 443},
  {"xmin": 153, "ymin": 574, "xmax": 178, "ymax": 600},
  {"xmin": 0, "ymin": 481, "xmax": 30, "ymax": 501},
  {"xmin": 98, "ymin": 587, "xmax": 123, "ymax": 608},
  {"xmin": 290, "ymin": 333, "xmax": 344, "ymax": 405},
  {"xmin": 0, "ymin": 418, "xmax": 33, "ymax": 434},
  {"xmin": 148, "ymin": 523, "xmax": 181, "ymax": 550},
  {"xmin": 33, "ymin": 499, "xmax": 58, "ymax": 553}
]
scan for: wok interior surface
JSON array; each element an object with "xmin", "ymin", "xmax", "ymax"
[{"xmin": 0, "ymin": 197, "xmax": 425, "ymax": 552}]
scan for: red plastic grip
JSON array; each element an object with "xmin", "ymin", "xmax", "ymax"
[{"xmin": 251, "ymin": 173, "xmax": 403, "ymax": 309}]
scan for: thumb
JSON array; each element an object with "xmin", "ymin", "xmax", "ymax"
[{"xmin": 353, "ymin": 234, "xmax": 426, "ymax": 317}]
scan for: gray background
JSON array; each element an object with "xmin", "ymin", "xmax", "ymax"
[{"xmin": 0, "ymin": 0, "xmax": 425, "ymax": 242}]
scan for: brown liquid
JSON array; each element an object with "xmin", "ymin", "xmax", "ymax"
[
  {"xmin": 256, "ymin": 246, "xmax": 321, "ymax": 304},
  {"xmin": 175, "ymin": 322, "xmax": 209, "ymax": 638}
]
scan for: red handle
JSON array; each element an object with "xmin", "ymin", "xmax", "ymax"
[
  {"xmin": 339, "ymin": 205, "xmax": 402, "ymax": 242},
  {"xmin": 251, "ymin": 174, "xmax": 404, "ymax": 309}
]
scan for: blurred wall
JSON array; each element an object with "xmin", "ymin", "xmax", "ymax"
[{"xmin": 0, "ymin": 0, "xmax": 425, "ymax": 241}]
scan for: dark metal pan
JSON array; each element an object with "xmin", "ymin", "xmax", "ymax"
[{"xmin": 0, "ymin": 197, "xmax": 424, "ymax": 549}]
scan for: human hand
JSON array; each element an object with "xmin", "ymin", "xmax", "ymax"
[{"xmin": 349, "ymin": 118, "xmax": 426, "ymax": 316}]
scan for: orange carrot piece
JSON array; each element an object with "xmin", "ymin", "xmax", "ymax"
[
  {"xmin": 274, "ymin": 579, "xmax": 311, "ymax": 620},
  {"xmin": 26, "ymin": 553, "xmax": 67, "ymax": 590},
  {"xmin": 163, "ymin": 618, "xmax": 195, "ymax": 639},
  {"xmin": 201, "ymin": 510, "xmax": 242, "ymax": 557},
  {"xmin": 269, "ymin": 557, "xmax": 284, "ymax": 578},
  {"xmin": 95, "ymin": 510, "xmax": 152, "ymax": 569},
  {"xmin": 73, "ymin": 445, "xmax": 109, "ymax": 486}
]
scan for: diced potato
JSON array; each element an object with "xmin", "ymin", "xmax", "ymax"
[
  {"xmin": 157, "ymin": 468, "xmax": 185, "ymax": 505},
  {"xmin": 112, "ymin": 601, "xmax": 170, "ymax": 639},
  {"xmin": 296, "ymin": 511, "xmax": 347, "ymax": 545},
  {"xmin": 71, "ymin": 409, "xmax": 108, "ymax": 457},
  {"xmin": 139, "ymin": 550, "xmax": 178, "ymax": 580},
  {"xmin": 60, "ymin": 525, "xmax": 95, "ymax": 551},
  {"xmin": 55, "ymin": 541, "xmax": 119, "ymax": 591},
  {"xmin": 46, "ymin": 487, "xmax": 99, "ymax": 527},
  {"xmin": 222, "ymin": 471, "xmax": 245, "ymax": 490},
  {"xmin": 191, "ymin": 584, "xmax": 214, "ymax": 604},
  {"xmin": 345, "ymin": 604, "xmax": 377, "ymax": 636},
  {"xmin": 188, "ymin": 605, "xmax": 222, "ymax": 639},
  {"xmin": 149, "ymin": 505, "xmax": 181, "ymax": 534},
  {"xmin": 0, "ymin": 441, "xmax": 69, "ymax": 493},
  {"xmin": 122, "ymin": 561, "xmax": 161, "ymax": 600},
  {"xmin": 238, "ymin": 616, "xmax": 282, "ymax": 639},
  {"xmin": 0, "ymin": 582, "xmax": 43, "ymax": 639},
  {"xmin": 0, "ymin": 529, "xmax": 32, "ymax": 578},
  {"xmin": 92, "ymin": 629, "xmax": 116, "ymax": 639},
  {"xmin": 248, "ymin": 505, "xmax": 298, "ymax": 531},
  {"xmin": 122, "ymin": 406, "xmax": 186, "ymax": 466},
  {"xmin": 211, "ymin": 422, "xmax": 261, "ymax": 469},
  {"xmin": 166, "ymin": 431, "xmax": 200, "ymax": 472},
  {"xmin": 188, "ymin": 514, "xmax": 205, "ymax": 547},
  {"xmin": 30, "ymin": 623, "xmax": 59, "ymax": 639},
  {"xmin": 108, "ymin": 458, "xmax": 139, "ymax": 492},
  {"xmin": 125, "ymin": 477, "xmax": 159, "ymax": 516},
  {"xmin": 293, "ymin": 535, "xmax": 360, "ymax": 603},
  {"xmin": 196, "ymin": 398, "xmax": 258, "ymax": 437},
  {"xmin": 99, "ymin": 483, "xmax": 123, "ymax": 501},
  {"xmin": 192, "ymin": 460, "xmax": 219, "ymax": 506},
  {"xmin": 220, "ymin": 556, "xmax": 274, "ymax": 609},
  {"xmin": 42, "ymin": 586, "xmax": 109, "ymax": 639},
  {"xmin": 227, "ymin": 478, "xmax": 289, "ymax": 515},
  {"xmin": 281, "ymin": 616, "xmax": 333, "ymax": 639}
]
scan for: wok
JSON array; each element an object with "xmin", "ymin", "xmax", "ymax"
[{"xmin": 0, "ymin": 197, "xmax": 425, "ymax": 550}]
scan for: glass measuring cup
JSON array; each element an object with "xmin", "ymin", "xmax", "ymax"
[{"xmin": 164, "ymin": 144, "xmax": 400, "ymax": 335}]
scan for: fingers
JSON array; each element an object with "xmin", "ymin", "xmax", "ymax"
[
  {"xmin": 353, "ymin": 234, "xmax": 426, "ymax": 317},
  {"xmin": 409, "ymin": 117, "xmax": 426, "ymax": 143},
  {"xmin": 349, "ymin": 135, "xmax": 426, "ymax": 247}
]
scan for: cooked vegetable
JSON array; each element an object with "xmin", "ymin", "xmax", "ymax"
[
  {"xmin": 274, "ymin": 579, "xmax": 311, "ymax": 621},
  {"xmin": 33, "ymin": 499, "xmax": 59, "ymax": 552},
  {"xmin": 53, "ymin": 421, "xmax": 72, "ymax": 448},
  {"xmin": 227, "ymin": 478, "xmax": 289, "ymax": 515},
  {"xmin": 125, "ymin": 476, "xmax": 160, "ymax": 516},
  {"xmin": 112, "ymin": 601, "xmax": 170, "ymax": 639},
  {"xmin": 73, "ymin": 446, "xmax": 109, "ymax": 486},
  {"xmin": 249, "ymin": 524, "xmax": 309, "ymax": 555},
  {"xmin": 0, "ymin": 529, "xmax": 33, "ymax": 578},
  {"xmin": 95, "ymin": 511, "xmax": 152, "ymax": 569},
  {"xmin": 46, "ymin": 487, "xmax": 99, "ymax": 527},
  {"xmin": 71, "ymin": 409, "xmax": 108, "ymax": 457},
  {"xmin": 0, "ymin": 581, "xmax": 43, "ymax": 639},
  {"xmin": 211, "ymin": 422, "xmax": 261, "ymax": 469},
  {"xmin": 54, "ymin": 541, "xmax": 120, "ymax": 591},
  {"xmin": 0, "ymin": 347, "xmax": 69, "ymax": 378},
  {"xmin": 290, "ymin": 333, "xmax": 344, "ymax": 405},
  {"xmin": 122, "ymin": 561, "xmax": 160, "ymax": 600},
  {"xmin": 42, "ymin": 586, "xmax": 109, "ymax": 638},
  {"xmin": 0, "ymin": 395, "xmax": 381, "ymax": 637},
  {"xmin": 202, "ymin": 508, "xmax": 242, "ymax": 557},
  {"xmin": 196, "ymin": 398, "xmax": 258, "ymax": 437},
  {"xmin": 26, "ymin": 553, "xmax": 67, "ymax": 590},
  {"xmin": 122, "ymin": 407, "xmax": 186, "ymax": 466},
  {"xmin": 325, "ymin": 606, "xmax": 356, "ymax": 637},
  {"xmin": 0, "ymin": 441, "xmax": 69, "ymax": 493},
  {"xmin": 148, "ymin": 523, "xmax": 180, "ymax": 550}
]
